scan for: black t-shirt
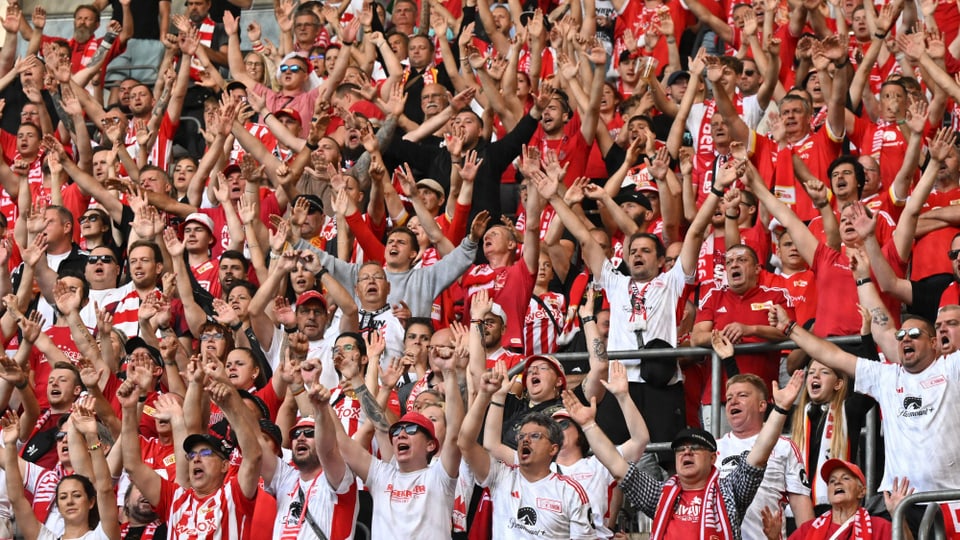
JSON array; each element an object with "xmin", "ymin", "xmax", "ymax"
[
  {"xmin": 109, "ymin": 0, "xmax": 169, "ymax": 40},
  {"xmin": 909, "ymin": 273, "xmax": 954, "ymax": 323}
]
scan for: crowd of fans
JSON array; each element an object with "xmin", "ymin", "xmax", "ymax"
[{"xmin": 0, "ymin": 0, "xmax": 958, "ymax": 536}]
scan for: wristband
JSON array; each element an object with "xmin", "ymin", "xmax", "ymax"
[
  {"xmin": 581, "ymin": 315, "xmax": 596, "ymax": 324},
  {"xmin": 13, "ymin": 380, "xmax": 27, "ymax": 390},
  {"xmin": 582, "ymin": 422, "xmax": 598, "ymax": 432},
  {"xmin": 88, "ymin": 441, "xmax": 102, "ymax": 451},
  {"xmin": 315, "ymin": 268, "xmax": 329, "ymax": 281},
  {"xmin": 725, "ymin": 213, "xmax": 740, "ymax": 219},
  {"xmin": 158, "ymin": 325, "xmax": 171, "ymax": 331},
  {"xmin": 305, "ymin": 141, "xmax": 319, "ymax": 151},
  {"xmin": 815, "ymin": 199, "xmax": 830, "ymax": 209},
  {"xmin": 342, "ymin": 40, "xmax": 355, "ymax": 47},
  {"xmin": 138, "ymin": 394, "xmax": 148, "ymax": 403},
  {"xmin": 252, "ymin": 41, "xmax": 265, "ymax": 53},
  {"xmin": 711, "ymin": 186, "xmax": 725, "ymax": 198},
  {"xmin": 291, "ymin": 385, "xmax": 306, "ymax": 396},
  {"xmin": 835, "ymin": 58, "xmax": 849, "ymax": 68},
  {"xmin": 874, "ymin": 31, "xmax": 888, "ymax": 39},
  {"xmin": 164, "ymin": 361, "xmax": 178, "ymax": 366},
  {"xmin": 284, "ymin": 325, "xmax": 299, "ymax": 334},
  {"xmin": 471, "ymin": 318, "xmax": 484, "ymax": 324},
  {"xmin": 262, "ymin": 112, "xmax": 274, "ymax": 122},
  {"xmin": 771, "ymin": 403, "xmax": 791, "ymax": 415},
  {"xmin": 784, "ymin": 321, "xmax": 797, "ymax": 337},
  {"xmin": 489, "ymin": 401, "xmax": 504, "ymax": 407},
  {"xmin": 856, "ymin": 277, "xmax": 872, "ymax": 287},
  {"xmin": 229, "ymin": 321, "xmax": 243, "ymax": 331}
]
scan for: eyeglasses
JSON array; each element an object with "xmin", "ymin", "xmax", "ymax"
[
  {"xmin": 280, "ymin": 64, "xmax": 305, "ymax": 73},
  {"xmin": 421, "ymin": 93, "xmax": 446, "ymax": 101},
  {"xmin": 358, "ymin": 273, "xmax": 387, "ymax": 282},
  {"xmin": 480, "ymin": 319, "xmax": 500, "ymax": 328},
  {"xmin": 895, "ymin": 327, "xmax": 928, "ymax": 341},
  {"xmin": 949, "ymin": 249, "xmax": 960, "ymax": 261},
  {"xmin": 55, "ymin": 431, "xmax": 67, "ymax": 441},
  {"xmin": 291, "ymin": 427, "xmax": 315, "ymax": 439},
  {"xmin": 87, "ymin": 255, "xmax": 116, "ymax": 265},
  {"xmin": 526, "ymin": 364, "xmax": 554, "ymax": 374},
  {"xmin": 200, "ymin": 333, "xmax": 224, "ymax": 341},
  {"xmin": 332, "ymin": 343, "xmax": 357, "ymax": 355},
  {"xmin": 391, "ymin": 423, "xmax": 424, "ymax": 438},
  {"xmin": 186, "ymin": 448, "xmax": 218, "ymax": 459},
  {"xmin": 516, "ymin": 431, "xmax": 548, "ymax": 444},
  {"xmin": 674, "ymin": 444, "xmax": 710, "ymax": 454},
  {"xmin": 297, "ymin": 307, "xmax": 325, "ymax": 316},
  {"xmin": 244, "ymin": 61, "xmax": 264, "ymax": 68},
  {"xmin": 100, "ymin": 117, "xmax": 121, "ymax": 125},
  {"xmin": 79, "ymin": 214, "xmax": 100, "ymax": 224}
]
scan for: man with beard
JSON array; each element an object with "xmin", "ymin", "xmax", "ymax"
[
  {"xmin": 23, "ymin": 3, "xmax": 133, "ymax": 78},
  {"xmin": 469, "ymin": 291, "xmax": 523, "ymax": 371},
  {"xmin": 121, "ymin": 484, "xmax": 167, "ymax": 540},
  {"xmin": 936, "ymin": 305, "xmax": 960, "ymax": 357},
  {"xmin": 262, "ymin": 413, "xmax": 358, "ymax": 540}
]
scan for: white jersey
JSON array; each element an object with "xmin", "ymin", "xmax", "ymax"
[
  {"xmin": 686, "ymin": 94, "xmax": 764, "ymax": 153},
  {"xmin": 266, "ymin": 457, "xmax": 359, "ymax": 540},
  {"xmin": 717, "ymin": 433, "xmax": 809, "ymax": 540},
  {"xmin": 856, "ymin": 355, "xmax": 960, "ymax": 491},
  {"xmin": 599, "ymin": 258, "xmax": 693, "ymax": 382},
  {"xmin": 365, "ymin": 458, "xmax": 456, "ymax": 540},
  {"xmin": 38, "ymin": 524, "xmax": 108, "ymax": 540},
  {"xmin": 482, "ymin": 458, "xmax": 596, "ymax": 540},
  {"xmin": 553, "ymin": 456, "xmax": 617, "ymax": 538}
]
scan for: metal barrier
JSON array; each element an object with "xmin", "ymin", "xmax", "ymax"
[
  {"xmin": 508, "ymin": 335, "xmax": 872, "ymax": 482},
  {"xmin": 892, "ymin": 491, "xmax": 960, "ymax": 540}
]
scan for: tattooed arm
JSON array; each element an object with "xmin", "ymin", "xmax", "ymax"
[
  {"xmin": 849, "ymin": 249, "xmax": 899, "ymax": 362},
  {"xmin": 580, "ymin": 287, "xmax": 609, "ymax": 402}
]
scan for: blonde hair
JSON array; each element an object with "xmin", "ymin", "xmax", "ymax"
[{"xmin": 790, "ymin": 362, "xmax": 850, "ymax": 463}]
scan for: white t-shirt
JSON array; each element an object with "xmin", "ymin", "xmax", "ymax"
[
  {"xmin": 482, "ymin": 458, "xmax": 596, "ymax": 540},
  {"xmin": 599, "ymin": 259, "xmax": 693, "ymax": 382},
  {"xmin": 856, "ymin": 355, "xmax": 960, "ymax": 491},
  {"xmin": 553, "ymin": 456, "xmax": 617, "ymax": 538},
  {"xmin": 38, "ymin": 523, "xmax": 108, "ymax": 540},
  {"xmin": 717, "ymin": 433, "xmax": 809, "ymax": 540},
  {"xmin": 266, "ymin": 457, "xmax": 358, "ymax": 540},
  {"xmin": 365, "ymin": 458, "xmax": 457, "ymax": 540},
  {"xmin": 686, "ymin": 94, "xmax": 764, "ymax": 154}
]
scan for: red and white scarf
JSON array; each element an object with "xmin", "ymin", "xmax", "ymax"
[
  {"xmin": 651, "ymin": 468, "xmax": 733, "ymax": 540},
  {"xmin": 189, "ymin": 18, "xmax": 215, "ymax": 81},
  {"xmin": 806, "ymin": 507, "xmax": 874, "ymax": 540}
]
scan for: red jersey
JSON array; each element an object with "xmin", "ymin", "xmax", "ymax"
[
  {"xmin": 915, "ymin": 187, "xmax": 960, "ymax": 280},
  {"xmin": 157, "ymin": 475, "xmax": 257, "ymax": 540},
  {"xmin": 463, "ymin": 260, "xmax": 536, "ymax": 350},
  {"xmin": 760, "ymin": 269, "xmax": 817, "ymax": 327},
  {"xmin": 523, "ymin": 291, "xmax": 566, "ymax": 356},
  {"xmin": 527, "ymin": 113, "xmax": 590, "ymax": 185}
]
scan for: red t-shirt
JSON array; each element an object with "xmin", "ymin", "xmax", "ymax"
[
  {"xmin": 914, "ymin": 187, "xmax": 960, "ymax": 280},
  {"xmin": 771, "ymin": 128, "xmax": 843, "ymax": 222},
  {"xmin": 788, "ymin": 515, "xmax": 892, "ymax": 540},
  {"xmin": 760, "ymin": 269, "xmax": 817, "ymax": 327},
  {"xmin": 527, "ymin": 112, "xmax": 590, "ymax": 185},
  {"xmin": 696, "ymin": 284, "xmax": 794, "ymax": 403},
  {"xmin": 463, "ymin": 260, "xmax": 536, "ymax": 350},
  {"xmin": 200, "ymin": 188, "xmax": 281, "ymax": 260},
  {"xmin": 663, "ymin": 487, "xmax": 724, "ymax": 539}
]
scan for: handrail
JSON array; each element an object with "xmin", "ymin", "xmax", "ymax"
[{"xmin": 893, "ymin": 491, "xmax": 960, "ymax": 539}]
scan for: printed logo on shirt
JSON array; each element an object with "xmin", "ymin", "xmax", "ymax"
[
  {"xmin": 383, "ymin": 483, "xmax": 427, "ymax": 503},
  {"xmin": 900, "ymin": 395, "xmax": 934, "ymax": 418},
  {"xmin": 717, "ymin": 306, "xmax": 727, "ymax": 313},
  {"xmin": 921, "ymin": 375, "xmax": 947, "ymax": 389},
  {"xmin": 536, "ymin": 498, "xmax": 562, "ymax": 514},
  {"xmin": 750, "ymin": 302, "xmax": 772, "ymax": 311},
  {"xmin": 511, "ymin": 507, "xmax": 539, "ymax": 532}
]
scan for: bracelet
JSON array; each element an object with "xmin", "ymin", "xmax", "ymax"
[
  {"xmin": 158, "ymin": 325, "xmax": 171, "ymax": 332},
  {"xmin": 582, "ymin": 422, "xmax": 598, "ymax": 432},
  {"xmin": 163, "ymin": 361, "xmax": 177, "ymax": 366},
  {"xmin": 315, "ymin": 268, "xmax": 329, "ymax": 281},
  {"xmin": 666, "ymin": 37, "xmax": 676, "ymax": 44},
  {"xmin": 270, "ymin": 251, "xmax": 281, "ymax": 259},
  {"xmin": 770, "ymin": 403, "xmax": 792, "ymax": 415},
  {"xmin": 342, "ymin": 40, "xmax": 355, "ymax": 47},
  {"xmin": 305, "ymin": 141, "xmax": 319, "ymax": 151},
  {"xmin": 856, "ymin": 277, "xmax": 872, "ymax": 287},
  {"xmin": 489, "ymin": 401, "xmax": 504, "ymax": 407},
  {"xmin": 711, "ymin": 186, "xmax": 725, "ymax": 198},
  {"xmin": 284, "ymin": 325, "xmax": 298, "ymax": 334},
  {"xmin": 229, "ymin": 321, "xmax": 243, "ymax": 331},
  {"xmin": 874, "ymin": 31, "xmax": 888, "ymax": 40},
  {"xmin": 784, "ymin": 321, "xmax": 797, "ymax": 337},
  {"xmin": 13, "ymin": 380, "xmax": 26, "ymax": 390},
  {"xmin": 470, "ymin": 318, "xmax": 483, "ymax": 323},
  {"xmin": 581, "ymin": 315, "xmax": 596, "ymax": 324},
  {"xmin": 262, "ymin": 112, "xmax": 274, "ymax": 122},
  {"xmin": 725, "ymin": 213, "xmax": 740, "ymax": 219},
  {"xmin": 138, "ymin": 394, "xmax": 148, "ymax": 403},
  {"xmin": 290, "ymin": 385, "xmax": 306, "ymax": 396},
  {"xmin": 88, "ymin": 441, "xmax": 102, "ymax": 451},
  {"xmin": 252, "ymin": 41, "xmax": 264, "ymax": 53},
  {"xmin": 835, "ymin": 57, "xmax": 849, "ymax": 68},
  {"xmin": 815, "ymin": 199, "xmax": 830, "ymax": 209}
]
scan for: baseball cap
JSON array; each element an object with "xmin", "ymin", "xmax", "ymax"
[
  {"xmin": 124, "ymin": 336, "xmax": 163, "ymax": 367},
  {"xmin": 634, "ymin": 178, "xmax": 659, "ymax": 193},
  {"xmin": 671, "ymin": 428, "xmax": 717, "ymax": 453},
  {"xmin": 489, "ymin": 303, "xmax": 508, "ymax": 325},
  {"xmin": 416, "ymin": 178, "xmax": 446, "ymax": 198},
  {"xmin": 389, "ymin": 411, "xmax": 439, "ymax": 448},
  {"xmin": 293, "ymin": 194, "xmax": 324, "ymax": 213},
  {"xmin": 296, "ymin": 290, "xmax": 328, "ymax": 310},
  {"xmin": 551, "ymin": 409, "xmax": 573, "ymax": 421},
  {"xmin": 613, "ymin": 190, "xmax": 653, "ymax": 211},
  {"xmin": 183, "ymin": 433, "xmax": 230, "ymax": 459},
  {"xmin": 522, "ymin": 354, "xmax": 567, "ymax": 391},
  {"xmin": 275, "ymin": 107, "xmax": 302, "ymax": 125},
  {"xmin": 258, "ymin": 420, "xmax": 283, "ymax": 456},
  {"xmin": 820, "ymin": 458, "xmax": 866, "ymax": 486},
  {"xmin": 184, "ymin": 212, "xmax": 215, "ymax": 235},
  {"xmin": 223, "ymin": 163, "xmax": 242, "ymax": 176},
  {"xmin": 290, "ymin": 416, "xmax": 316, "ymax": 437},
  {"xmin": 667, "ymin": 70, "xmax": 691, "ymax": 86}
]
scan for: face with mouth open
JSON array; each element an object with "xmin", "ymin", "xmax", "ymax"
[
  {"xmin": 826, "ymin": 468, "xmax": 866, "ymax": 509},
  {"xmin": 355, "ymin": 263, "xmax": 390, "ymax": 310},
  {"xmin": 128, "ymin": 245, "xmax": 162, "ymax": 290},
  {"xmin": 724, "ymin": 246, "xmax": 759, "ymax": 295},
  {"xmin": 85, "ymin": 247, "xmax": 120, "ymax": 290},
  {"xmin": 898, "ymin": 319, "xmax": 937, "ymax": 373},
  {"xmin": 48, "ymin": 368, "xmax": 82, "ymax": 411},
  {"xmin": 186, "ymin": 444, "xmax": 229, "ymax": 494},
  {"xmin": 674, "ymin": 444, "xmax": 717, "ymax": 488},
  {"xmin": 806, "ymin": 360, "xmax": 842, "ymax": 404},
  {"xmin": 391, "ymin": 423, "xmax": 436, "ymax": 470},
  {"xmin": 290, "ymin": 425, "xmax": 320, "ymax": 471},
  {"xmin": 724, "ymin": 381, "xmax": 766, "ymax": 435},
  {"xmin": 936, "ymin": 306, "xmax": 960, "ymax": 356},
  {"xmin": 626, "ymin": 236, "xmax": 664, "ymax": 283},
  {"xmin": 524, "ymin": 361, "xmax": 562, "ymax": 403},
  {"xmin": 225, "ymin": 349, "xmax": 260, "ymax": 390},
  {"xmin": 515, "ymin": 423, "xmax": 559, "ymax": 468}
]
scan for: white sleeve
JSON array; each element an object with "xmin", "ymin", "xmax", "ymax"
[
  {"xmin": 854, "ymin": 357, "xmax": 883, "ymax": 398},
  {"xmin": 783, "ymin": 440, "xmax": 811, "ymax": 495},
  {"xmin": 477, "ymin": 456, "xmax": 505, "ymax": 489}
]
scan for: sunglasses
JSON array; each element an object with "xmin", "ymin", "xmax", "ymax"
[
  {"xmin": 674, "ymin": 444, "xmax": 710, "ymax": 454},
  {"xmin": 87, "ymin": 255, "xmax": 116, "ymax": 265},
  {"xmin": 309, "ymin": 54, "xmax": 325, "ymax": 60},
  {"xmin": 55, "ymin": 431, "xmax": 67, "ymax": 441},
  {"xmin": 79, "ymin": 214, "xmax": 101, "ymax": 224},
  {"xmin": 949, "ymin": 249, "xmax": 960, "ymax": 261},
  {"xmin": 186, "ymin": 448, "xmax": 219, "ymax": 459},
  {"xmin": 291, "ymin": 427, "xmax": 315, "ymax": 439},
  {"xmin": 556, "ymin": 419, "xmax": 572, "ymax": 430},
  {"xmin": 743, "ymin": 69, "xmax": 756, "ymax": 76},
  {"xmin": 895, "ymin": 327, "xmax": 927, "ymax": 341},
  {"xmin": 280, "ymin": 64, "xmax": 305, "ymax": 73},
  {"xmin": 390, "ymin": 423, "xmax": 424, "ymax": 438},
  {"xmin": 200, "ymin": 333, "xmax": 224, "ymax": 341}
]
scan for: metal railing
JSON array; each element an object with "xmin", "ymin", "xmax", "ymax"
[
  {"xmin": 510, "ymin": 335, "xmax": 874, "ymax": 482},
  {"xmin": 892, "ymin": 491, "xmax": 960, "ymax": 539}
]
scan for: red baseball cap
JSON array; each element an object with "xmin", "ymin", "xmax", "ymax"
[
  {"xmin": 389, "ymin": 411, "xmax": 439, "ymax": 448},
  {"xmin": 275, "ymin": 107, "xmax": 302, "ymax": 125},
  {"xmin": 820, "ymin": 458, "xmax": 866, "ymax": 486},
  {"xmin": 296, "ymin": 290, "xmax": 327, "ymax": 309},
  {"xmin": 522, "ymin": 354, "xmax": 567, "ymax": 391}
]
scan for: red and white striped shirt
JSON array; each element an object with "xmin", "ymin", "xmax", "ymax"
[
  {"xmin": 523, "ymin": 292, "xmax": 566, "ymax": 356},
  {"xmin": 157, "ymin": 475, "xmax": 256, "ymax": 540},
  {"xmin": 111, "ymin": 283, "xmax": 153, "ymax": 339}
]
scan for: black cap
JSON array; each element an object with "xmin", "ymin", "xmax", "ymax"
[
  {"xmin": 671, "ymin": 428, "xmax": 717, "ymax": 453},
  {"xmin": 183, "ymin": 433, "xmax": 230, "ymax": 459},
  {"xmin": 613, "ymin": 190, "xmax": 653, "ymax": 211},
  {"xmin": 124, "ymin": 337, "xmax": 163, "ymax": 367},
  {"xmin": 667, "ymin": 70, "xmax": 691, "ymax": 86},
  {"xmin": 258, "ymin": 419, "xmax": 283, "ymax": 456},
  {"xmin": 293, "ymin": 194, "xmax": 324, "ymax": 213}
]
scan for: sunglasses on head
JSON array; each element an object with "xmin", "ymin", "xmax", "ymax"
[
  {"xmin": 390, "ymin": 423, "xmax": 423, "ymax": 438},
  {"xmin": 186, "ymin": 448, "xmax": 219, "ymax": 459},
  {"xmin": 291, "ymin": 427, "xmax": 315, "ymax": 439},
  {"xmin": 280, "ymin": 64, "xmax": 305, "ymax": 73},
  {"xmin": 895, "ymin": 327, "xmax": 927, "ymax": 341},
  {"xmin": 87, "ymin": 255, "xmax": 116, "ymax": 265}
]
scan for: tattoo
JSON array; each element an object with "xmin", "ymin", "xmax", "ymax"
[
  {"xmin": 88, "ymin": 34, "xmax": 117, "ymax": 68},
  {"xmin": 151, "ymin": 84, "xmax": 172, "ymax": 121},
  {"xmin": 52, "ymin": 91, "xmax": 76, "ymax": 134},
  {"xmin": 591, "ymin": 338, "xmax": 608, "ymax": 361},
  {"xmin": 870, "ymin": 308, "xmax": 890, "ymax": 327},
  {"xmin": 354, "ymin": 383, "xmax": 390, "ymax": 431}
]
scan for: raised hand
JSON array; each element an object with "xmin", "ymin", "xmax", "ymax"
[
  {"xmin": 599, "ymin": 360, "xmax": 629, "ymax": 398},
  {"xmin": 711, "ymin": 330, "xmax": 735, "ymax": 358},
  {"xmin": 561, "ymin": 389, "xmax": 596, "ymax": 426},
  {"xmin": 772, "ymin": 369, "xmax": 805, "ymax": 410}
]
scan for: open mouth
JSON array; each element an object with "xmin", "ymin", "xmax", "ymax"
[
  {"xmin": 728, "ymin": 406, "xmax": 743, "ymax": 419},
  {"xmin": 729, "ymin": 270, "xmax": 743, "ymax": 281},
  {"xmin": 519, "ymin": 446, "xmax": 532, "ymax": 458}
]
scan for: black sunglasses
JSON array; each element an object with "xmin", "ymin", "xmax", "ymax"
[
  {"xmin": 87, "ymin": 255, "xmax": 116, "ymax": 265},
  {"xmin": 390, "ymin": 424, "xmax": 423, "ymax": 438},
  {"xmin": 949, "ymin": 249, "xmax": 960, "ymax": 261},
  {"xmin": 55, "ymin": 431, "xmax": 67, "ymax": 441},
  {"xmin": 79, "ymin": 214, "xmax": 101, "ymax": 224},
  {"xmin": 291, "ymin": 427, "xmax": 315, "ymax": 439}
]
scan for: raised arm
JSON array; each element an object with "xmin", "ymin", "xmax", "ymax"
[
  {"xmin": 119, "ymin": 380, "xmax": 162, "ymax": 506},
  {"xmin": 744, "ymin": 161, "xmax": 820, "ymax": 264},
  {"xmin": 308, "ymin": 384, "xmax": 349, "ymax": 487},
  {"xmin": 206, "ymin": 380, "xmax": 261, "ymax": 499},
  {"xmin": 745, "ymin": 369, "xmax": 803, "ymax": 467},
  {"xmin": 678, "ymin": 159, "xmax": 736, "ymax": 276},
  {"xmin": 561, "ymin": 389, "xmax": 630, "ymax": 479},
  {"xmin": 768, "ymin": 304, "xmax": 858, "ymax": 377}
]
